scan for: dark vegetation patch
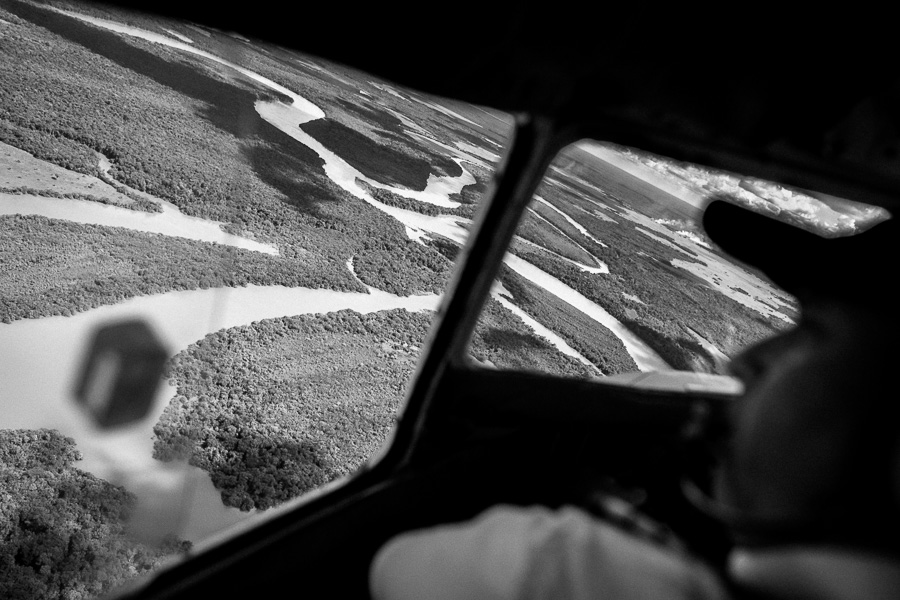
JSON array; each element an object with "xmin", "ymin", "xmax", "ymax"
[
  {"xmin": 448, "ymin": 126, "xmax": 503, "ymax": 156},
  {"xmin": 356, "ymin": 178, "xmax": 441, "ymax": 216},
  {"xmin": 334, "ymin": 98, "xmax": 405, "ymax": 133},
  {"xmin": 154, "ymin": 309, "xmax": 432, "ymax": 511},
  {"xmin": 498, "ymin": 268, "xmax": 637, "ymax": 375},
  {"xmin": 351, "ymin": 225, "xmax": 454, "ymax": 295},
  {"xmin": 451, "ymin": 180, "xmax": 487, "ymax": 205},
  {"xmin": 472, "ymin": 299, "xmax": 595, "ymax": 376},
  {"xmin": 155, "ymin": 307, "xmax": 591, "ymax": 511},
  {"xmin": 0, "ymin": 215, "xmax": 364, "ymax": 323},
  {"xmin": 448, "ymin": 166, "xmax": 488, "ymax": 204},
  {"xmin": 517, "ymin": 209, "xmax": 602, "ymax": 267},
  {"xmin": 445, "ymin": 163, "xmax": 491, "ymax": 219},
  {"xmin": 424, "ymin": 235, "xmax": 461, "ymax": 262},
  {"xmin": 372, "ymin": 128, "xmax": 412, "ymax": 146},
  {"xmin": 530, "ymin": 194, "xmax": 613, "ymax": 257},
  {"xmin": 299, "ymin": 118, "xmax": 447, "ymax": 190},
  {"xmin": 0, "ymin": 118, "xmax": 98, "ymax": 176},
  {"xmin": 0, "ymin": 428, "xmax": 190, "ymax": 599},
  {"xmin": 449, "ymin": 204, "xmax": 478, "ymax": 220},
  {"xmin": 479, "ymin": 327, "xmax": 547, "ymax": 353}
]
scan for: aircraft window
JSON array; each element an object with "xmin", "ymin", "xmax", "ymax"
[
  {"xmin": 0, "ymin": 1, "xmax": 511, "ymax": 597},
  {"xmin": 468, "ymin": 140, "xmax": 888, "ymax": 391}
]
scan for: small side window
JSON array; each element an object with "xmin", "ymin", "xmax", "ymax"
[{"xmin": 467, "ymin": 140, "xmax": 887, "ymax": 387}]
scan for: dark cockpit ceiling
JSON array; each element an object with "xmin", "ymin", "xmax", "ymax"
[{"xmin": 102, "ymin": 2, "xmax": 900, "ymax": 213}]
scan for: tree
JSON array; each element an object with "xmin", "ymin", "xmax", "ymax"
[{"xmin": 0, "ymin": 429, "xmax": 189, "ymax": 600}]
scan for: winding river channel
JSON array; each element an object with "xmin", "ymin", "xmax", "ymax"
[{"xmin": 0, "ymin": 10, "xmax": 670, "ymax": 543}]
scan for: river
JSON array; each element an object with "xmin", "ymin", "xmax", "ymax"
[
  {"xmin": 0, "ymin": 191, "xmax": 278, "ymax": 254},
  {"xmin": 0, "ymin": 8, "xmax": 671, "ymax": 544},
  {"xmin": 1, "ymin": 282, "xmax": 440, "ymax": 541},
  {"xmin": 32, "ymin": 7, "xmax": 667, "ymax": 370}
]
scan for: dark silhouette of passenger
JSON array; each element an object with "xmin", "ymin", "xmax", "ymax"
[{"xmin": 370, "ymin": 197, "xmax": 900, "ymax": 599}]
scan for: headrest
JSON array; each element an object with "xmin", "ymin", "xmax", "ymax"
[
  {"xmin": 701, "ymin": 196, "xmax": 900, "ymax": 554},
  {"xmin": 702, "ymin": 196, "xmax": 896, "ymax": 310}
]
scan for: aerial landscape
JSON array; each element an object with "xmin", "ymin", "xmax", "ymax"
[{"xmin": 0, "ymin": 1, "xmax": 888, "ymax": 598}]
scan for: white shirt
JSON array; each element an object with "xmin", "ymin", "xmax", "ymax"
[{"xmin": 370, "ymin": 504, "xmax": 729, "ymax": 600}]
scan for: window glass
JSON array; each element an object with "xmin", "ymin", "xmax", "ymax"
[
  {"xmin": 469, "ymin": 140, "xmax": 888, "ymax": 388},
  {"xmin": 0, "ymin": 1, "xmax": 511, "ymax": 596}
]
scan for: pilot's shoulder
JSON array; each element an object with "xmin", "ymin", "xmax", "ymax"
[{"xmin": 369, "ymin": 505, "xmax": 729, "ymax": 600}]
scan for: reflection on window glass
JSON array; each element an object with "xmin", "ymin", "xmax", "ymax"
[
  {"xmin": 470, "ymin": 140, "xmax": 887, "ymax": 385},
  {"xmin": 0, "ymin": 1, "xmax": 511, "ymax": 596}
]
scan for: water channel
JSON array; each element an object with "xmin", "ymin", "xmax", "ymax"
[{"xmin": 0, "ymin": 9, "xmax": 672, "ymax": 544}]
